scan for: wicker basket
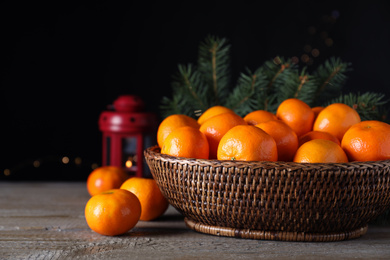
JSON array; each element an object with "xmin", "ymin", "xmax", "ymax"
[{"xmin": 144, "ymin": 146, "xmax": 390, "ymax": 242}]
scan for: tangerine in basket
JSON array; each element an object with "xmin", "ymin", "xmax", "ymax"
[
  {"xmin": 161, "ymin": 126, "xmax": 209, "ymax": 159},
  {"xmin": 276, "ymin": 98, "xmax": 315, "ymax": 137},
  {"xmin": 293, "ymin": 139, "xmax": 348, "ymax": 163},
  {"xmin": 312, "ymin": 106, "xmax": 324, "ymax": 121},
  {"xmin": 217, "ymin": 125, "xmax": 278, "ymax": 161},
  {"xmin": 200, "ymin": 112, "xmax": 247, "ymax": 159},
  {"xmin": 85, "ymin": 189, "xmax": 141, "ymax": 236},
  {"xmin": 120, "ymin": 177, "xmax": 169, "ymax": 221},
  {"xmin": 243, "ymin": 110, "xmax": 278, "ymax": 125},
  {"xmin": 86, "ymin": 166, "xmax": 129, "ymax": 196},
  {"xmin": 298, "ymin": 130, "xmax": 340, "ymax": 147},
  {"xmin": 197, "ymin": 105, "xmax": 236, "ymax": 125},
  {"xmin": 255, "ymin": 120, "xmax": 298, "ymax": 162},
  {"xmin": 313, "ymin": 103, "xmax": 361, "ymax": 141},
  {"xmin": 341, "ymin": 120, "xmax": 390, "ymax": 162},
  {"xmin": 157, "ymin": 114, "xmax": 199, "ymax": 148}
]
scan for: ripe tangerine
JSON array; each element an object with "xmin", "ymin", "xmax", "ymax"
[
  {"xmin": 85, "ymin": 189, "xmax": 141, "ymax": 236},
  {"xmin": 298, "ymin": 130, "xmax": 340, "ymax": 147},
  {"xmin": 293, "ymin": 139, "xmax": 348, "ymax": 163},
  {"xmin": 197, "ymin": 105, "xmax": 236, "ymax": 125},
  {"xmin": 243, "ymin": 110, "xmax": 277, "ymax": 125},
  {"xmin": 157, "ymin": 114, "xmax": 199, "ymax": 148},
  {"xmin": 341, "ymin": 120, "xmax": 390, "ymax": 162},
  {"xmin": 200, "ymin": 112, "xmax": 247, "ymax": 159},
  {"xmin": 276, "ymin": 98, "xmax": 315, "ymax": 137},
  {"xmin": 121, "ymin": 177, "xmax": 169, "ymax": 221},
  {"xmin": 313, "ymin": 103, "xmax": 361, "ymax": 141},
  {"xmin": 161, "ymin": 126, "xmax": 209, "ymax": 159},
  {"xmin": 86, "ymin": 166, "xmax": 129, "ymax": 196},
  {"xmin": 255, "ymin": 120, "xmax": 298, "ymax": 162},
  {"xmin": 217, "ymin": 125, "xmax": 278, "ymax": 161}
]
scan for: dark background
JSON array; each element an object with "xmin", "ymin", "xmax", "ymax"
[{"xmin": 1, "ymin": 1, "xmax": 389, "ymax": 181}]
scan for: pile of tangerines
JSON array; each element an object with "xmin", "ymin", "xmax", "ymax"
[
  {"xmin": 158, "ymin": 98, "xmax": 390, "ymax": 163},
  {"xmin": 84, "ymin": 166, "xmax": 169, "ymax": 236}
]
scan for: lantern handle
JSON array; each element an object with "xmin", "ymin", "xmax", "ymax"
[{"xmin": 113, "ymin": 95, "xmax": 145, "ymax": 112}]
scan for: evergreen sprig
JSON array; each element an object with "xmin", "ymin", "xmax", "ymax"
[
  {"xmin": 160, "ymin": 35, "xmax": 388, "ymax": 121},
  {"xmin": 160, "ymin": 64, "xmax": 209, "ymax": 116},
  {"xmin": 197, "ymin": 36, "xmax": 231, "ymax": 105},
  {"xmin": 312, "ymin": 57, "xmax": 352, "ymax": 106},
  {"xmin": 225, "ymin": 67, "xmax": 268, "ymax": 116}
]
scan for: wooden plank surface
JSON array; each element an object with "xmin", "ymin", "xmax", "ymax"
[{"xmin": 1, "ymin": 181, "xmax": 390, "ymax": 259}]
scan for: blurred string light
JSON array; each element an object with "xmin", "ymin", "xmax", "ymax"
[
  {"xmin": 33, "ymin": 160, "xmax": 40, "ymax": 168},
  {"xmin": 2, "ymin": 155, "xmax": 99, "ymax": 178},
  {"xmin": 62, "ymin": 156, "xmax": 70, "ymax": 164},
  {"xmin": 4, "ymin": 169, "xmax": 11, "ymax": 176},
  {"xmin": 294, "ymin": 9, "xmax": 340, "ymax": 67}
]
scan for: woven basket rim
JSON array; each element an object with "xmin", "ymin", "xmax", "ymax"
[
  {"xmin": 144, "ymin": 145, "xmax": 390, "ymax": 241},
  {"xmin": 145, "ymin": 145, "xmax": 390, "ymax": 169}
]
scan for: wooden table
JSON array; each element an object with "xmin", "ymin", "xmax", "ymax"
[{"xmin": 1, "ymin": 181, "xmax": 390, "ymax": 259}]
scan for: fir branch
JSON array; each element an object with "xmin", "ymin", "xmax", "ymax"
[
  {"xmin": 160, "ymin": 96, "xmax": 185, "ymax": 118},
  {"xmin": 312, "ymin": 57, "xmax": 352, "ymax": 106},
  {"xmin": 286, "ymin": 68, "xmax": 318, "ymax": 106},
  {"xmin": 198, "ymin": 35, "xmax": 231, "ymax": 105},
  {"xmin": 273, "ymin": 71, "xmax": 302, "ymax": 104},
  {"xmin": 160, "ymin": 63, "xmax": 209, "ymax": 118},
  {"xmin": 294, "ymin": 75, "xmax": 308, "ymax": 98},
  {"xmin": 296, "ymin": 75, "xmax": 319, "ymax": 105},
  {"xmin": 225, "ymin": 67, "xmax": 267, "ymax": 116},
  {"xmin": 262, "ymin": 57, "xmax": 292, "ymax": 90},
  {"xmin": 176, "ymin": 64, "xmax": 208, "ymax": 109},
  {"xmin": 261, "ymin": 57, "xmax": 297, "ymax": 111},
  {"xmin": 328, "ymin": 92, "xmax": 389, "ymax": 121}
]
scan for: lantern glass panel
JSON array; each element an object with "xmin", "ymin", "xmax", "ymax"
[
  {"xmin": 122, "ymin": 136, "xmax": 137, "ymax": 173},
  {"xmin": 143, "ymin": 134, "xmax": 154, "ymax": 178}
]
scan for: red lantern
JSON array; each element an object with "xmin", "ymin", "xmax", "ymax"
[{"xmin": 98, "ymin": 95, "xmax": 157, "ymax": 177}]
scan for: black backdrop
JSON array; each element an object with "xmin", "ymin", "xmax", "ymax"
[{"xmin": 1, "ymin": 1, "xmax": 389, "ymax": 181}]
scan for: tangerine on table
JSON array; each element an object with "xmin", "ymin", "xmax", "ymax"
[
  {"xmin": 293, "ymin": 139, "xmax": 348, "ymax": 163},
  {"xmin": 200, "ymin": 112, "xmax": 247, "ymax": 159},
  {"xmin": 298, "ymin": 130, "xmax": 340, "ymax": 147},
  {"xmin": 243, "ymin": 110, "xmax": 278, "ymax": 125},
  {"xmin": 255, "ymin": 120, "xmax": 298, "ymax": 162},
  {"xmin": 161, "ymin": 126, "xmax": 209, "ymax": 159},
  {"xmin": 157, "ymin": 114, "xmax": 199, "ymax": 148},
  {"xmin": 313, "ymin": 103, "xmax": 361, "ymax": 141},
  {"xmin": 341, "ymin": 120, "xmax": 390, "ymax": 162},
  {"xmin": 120, "ymin": 177, "xmax": 169, "ymax": 221},
  {"xmin": 197, "ymin": 105, "xmax": 235, "ymax": 125},
  {"xmin": 217, "ymin": 125, "xmax": 278, "ymax": 161},
  {"xmin": 85, "ymin": 189, "xmax": 141, "ymax": 236},
  {"xmin": 276, "ymin": 98, "xmax": 315, "ymax": 137},
  {"xmin": 86, "ymin": 166, "xmax": 129, "ymax": 196}
]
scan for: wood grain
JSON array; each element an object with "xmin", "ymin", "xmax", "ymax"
[{"xmin": 1, "ymin": 182, "xmax": 390, "ymax": 259}]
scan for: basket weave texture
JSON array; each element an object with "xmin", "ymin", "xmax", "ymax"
[{"xmin": 144, "ymin": 146, "xmax": 390, "ymax": 241}]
